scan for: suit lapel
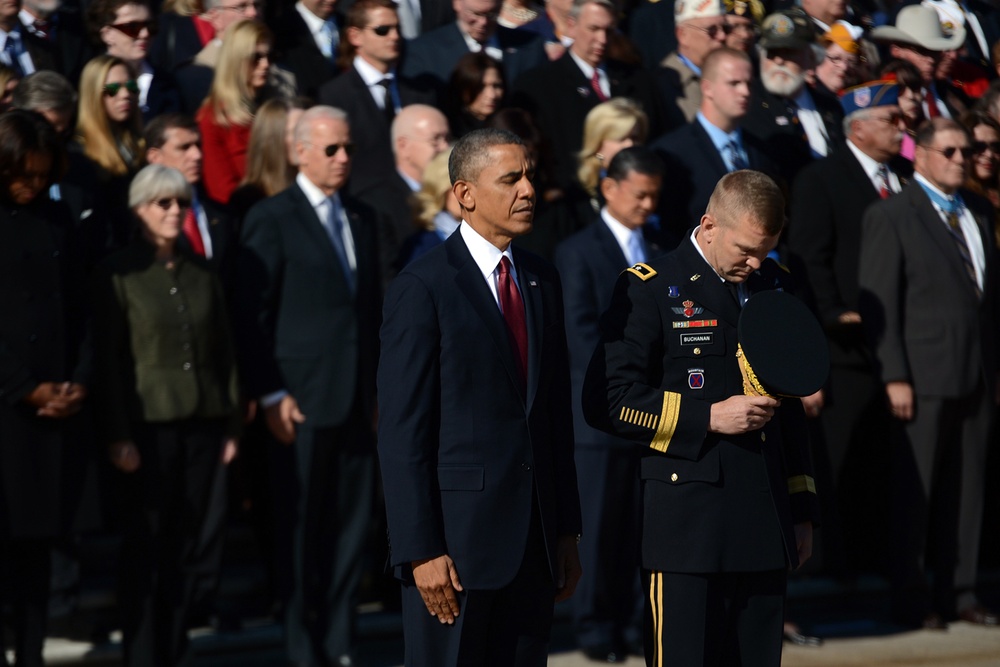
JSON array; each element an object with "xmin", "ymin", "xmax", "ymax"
[
  {"xmin": 911, "ymin": 186, "xmax": 979, "ymax": 302},
  {"xmin": 289, "ymin": 185, "xmax": 353, "ymax": 291},
  {"xmin": 349, "ymin": 66, "xmax": 386, "ymax": 125},
  {"xmin": 446, "ymin": 233, "xmax": 525, "ymax": 400},
  {"xmin": 516, "ymin": 251, "xmax": 543, "ymax": 410},
  {"xmin": 691, "ymin": 123, "xmax": 728, "ymax": 178}
]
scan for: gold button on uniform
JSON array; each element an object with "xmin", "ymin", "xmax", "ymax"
[
  {"xmin": 670, "ymin": 473, "xmax": 678, "ymax": 482},
  {"xmin": 760, "ymin": 432, "xmax": 766, "ymax": 442},
  {"xmin": 693, "ymin": 348, "xmax": 701, "ymax": 355}
]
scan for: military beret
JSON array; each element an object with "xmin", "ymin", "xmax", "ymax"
[{"xmin": 737, "ymin": 290, "xmax": 829, "ymax": 398}]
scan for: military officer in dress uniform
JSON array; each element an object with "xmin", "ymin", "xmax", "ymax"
[{"xmin": 583, "ymin": 169, "xmax": 823, "ymax": 667}]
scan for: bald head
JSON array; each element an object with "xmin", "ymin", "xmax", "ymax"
[{"xmin": 392, "ymin": 104, "xmax": 451, "ymax": 183}]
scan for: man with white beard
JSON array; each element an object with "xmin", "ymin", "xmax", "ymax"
[{"xmin": 743, "ymin": 8, "xmax": 843, "ymax": 187}]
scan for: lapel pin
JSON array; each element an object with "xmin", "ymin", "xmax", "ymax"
[
  {"xmin": 529, "ymin": 280, "xmax": 538, "ymax": 287},
  {"xmin": 690, "ymin": 274, "xmax": 700, "ymax": 281}
]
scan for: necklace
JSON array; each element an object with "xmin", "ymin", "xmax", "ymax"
[{"xmin": 501, "ymin": 2, "xmax": 539, "ymax": 22}]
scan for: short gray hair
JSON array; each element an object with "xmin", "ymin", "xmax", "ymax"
[
  {"xmin": 569, "ymin": 0, "xmax": 616, "ymax": 21},
  {"xmin": 843, "ymin": 108, "xmax": 872, "ymax": 138},
  {"xmin": 294, "ymin": 105, "xmax": 349, "ymax": 145},
  {"xmin": 449, "ymin": 128, "xmax": 524, "ymax": 184},
  {"xmin": 129, "ymin": 164, "xmax": 192, "ymax": 209},
  {"xmin": 12, "ymin": 70, "xmax": 77, "ymax": 114}
]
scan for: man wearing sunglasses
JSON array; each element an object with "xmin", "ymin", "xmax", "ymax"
[
  {"xmin": 234, "ymin": 105, "xmax": 381, "ymax": 667},
  {"xmin": 859, "ymin": 117, "xmax": 1000, "ymax": 630},
  {"xmin": 658, "ymin": 0, "xmax": 728, "ymax": 128},
  {"xmin": 786, "ymin": 80, "xmax": 912, "ymax": 590},
  {"xmin": 318, "ymin": 0, "xmax": 435, "ymax": 203}
]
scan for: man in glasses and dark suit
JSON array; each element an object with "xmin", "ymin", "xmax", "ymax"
[
  {"xmin": 233, "ymin": 105, "xmax": 382, "ymax": 667},
  {"xmin": 859, "ymin": 117, "xmax": 1000, "ymax": 630}
]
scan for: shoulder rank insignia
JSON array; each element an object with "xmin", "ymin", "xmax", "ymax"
[{"xmin": 626, "ymin": 262, "xmax": 657, "ymax": 281}]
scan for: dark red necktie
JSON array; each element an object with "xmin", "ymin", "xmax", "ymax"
[
  {"xmin": 183, "ymin": 206, "xmax": 206, "ymax": 256},
  {"xmin": 877, "ymin": 164, "xmax": 891, "ymax": 199},
  {"xmin": 590, "ymin": 69, "xmax": 608, "ymax": 101},
  {"xmin": 498, "ymin": 256, "xmax": 528, "ymax": 390},
  {"xmin": 925, "ymin": 89, "xmax": 941, "ymax": 119}
]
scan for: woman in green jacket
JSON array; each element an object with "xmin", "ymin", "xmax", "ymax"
[{"xmin": 92, "ymin": 164, "xmax": 240, "ymax": 667}]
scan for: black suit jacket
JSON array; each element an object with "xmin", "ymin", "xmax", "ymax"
[
  {"xmin": 142, "ymin": 66, "xmax": 182, "ymax": 123},
  {"xmin": 859, "ymin": 183, "xmax": 998, "ymax": 398},
  {"xmin": 554, "ymin": 213, "xmax": 663, "ymax": 448},
  {"xmin": 401, "ymin": 22, "xmax": 546, "ymax": 91},
  {"xmin": 148, "ymin": 12, "xmax": 203, "ymax": 72},
  {"xmin": 742, "ymin": 79, "xmax": 844, "ymax": 188},
  {"xmin": 510, "ymin": 53, "xmax": 664, "ymax": 189},
  {"xmin": 175, "ymin": 187, "xmax": 237, "ymax": 286},
  {"xmin": 625, "ymin": 0, "xmax": 676, "ymax": 69},
  {"xmin": 274, "ymin": 9, "xmax": 341, "ymax": 100},
  {"xmin": 233, "ymin": 183, "xmax": 381, "ymax": 427},
  {"xmin": 377, "ymin": 228, "xmax": 581, "ymax": 589},
  {"xmin": 22, "ymin": 10, "xmax": 91, "ymax": 83},
  {"xmin": 356, "ymin": 169, "xmax": 417, "ymax": 286},
  {"xmin": 583, "ymin": 239, "xmax": 819, "ymax": 572},
  {"xmin": 317, "ymin": 64, "xmax": 435, "ymax": 198},
  {"xmin": 651, "ymin": 120, "xmax": 778, "ymax": 239}
]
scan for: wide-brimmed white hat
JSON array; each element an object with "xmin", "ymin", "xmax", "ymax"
[{"xmin": 869, "ymin": 4, "xmax": 965, "ymax": 52}]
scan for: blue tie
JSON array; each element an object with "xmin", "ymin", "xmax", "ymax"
[
  {"xmin": 727, "ymin": 140, "xmax": 747, "ymax": 171},
  {"xmin": 2, "ymin": 30, "xmax": 24, "ymax": 77},
  {"xmin": 326, "ymin": 197, "xmax": 355, "ymax": 292},
  {"xmin": 320, "ymin": 18, "xmax": 338, "ymax": 61},
  {"xmin": 627, "ymin": 230, "xmax": 647, "ymax": 265}
]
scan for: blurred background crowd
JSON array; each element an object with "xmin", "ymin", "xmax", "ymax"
[{"xmin": 2, "ymin": 0, "xmax": 1000, "ymax": 663}]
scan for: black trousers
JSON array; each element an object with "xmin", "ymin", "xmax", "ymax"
[
  {"xmin": 118, "ymin": 418, "xmax": 227, "ymax": 667},
  {"xmin": 269, "ymin": 409, "xmax": 376, "ymax": 665},
  {"xmin": 644, "ymin": 569, "xmax": 786, "ymax": 667},
  {"xmin": 573, "ymin": 444, "xmax": 643, "ymax": 649},
  {"xmin": 400, "ymin": 500, "xmax": 555, "ymax": 667},
  {"xmin": 0, "ymin": 539, "xmax": 51, "ymax": 667}
]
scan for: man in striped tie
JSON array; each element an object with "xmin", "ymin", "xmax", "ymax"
[{"xmin": 859, "ymin": 117, "xmax": 1000, "ymax": 630}]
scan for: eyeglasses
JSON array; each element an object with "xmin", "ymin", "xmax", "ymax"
[
  {"xmin": 922, "ymin": 145, "xmax": 975, "ymax": 160},
  {"xmin": 252, "ymin": 51, "xmax": 271, "ymax": 64},
  {"xmin": 103, "ymin": 80, "xmax": 139, "ymax": 96},
  {"xmin": 865, "ymin": 112, "xmax": 903, "ymax": 125},
  {"xmin": 825, "ymin": 53, "xmax": 858, "ymax": 68},
  {"xmin": 367, "ymin": 23, "xmax": 400, "ymax": 36},
  {"xmin": 151, "ymin": 197, "xmax": 191, "ymax": 210},
  {"xmin": 686, "ymin": 23, "xmax": 732, "ymax": 38},
  {"xmin": 306, "ymin": 142, "xmax": 356, "ymax": 157},
  {"xmin": 220, "ymin": 0, "xmax": 259, "ymax": 13},
  {"xmin": 108, "ymin": 20, "xmax": 156, "ymax": 38},
  {"xmin": 973, "ymin": 140, "xmax": 1000, "ymax": 155}
]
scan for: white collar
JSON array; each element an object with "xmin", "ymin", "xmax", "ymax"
[
  {"xmin": 353, "ymin": 54, "xmax": 394, "ymax": 86},
  {"xmin": 296, "ymin": 171, "xmax": 339, "ymax": 209},
  {"xmin": 601, "ymin": 206, "xmax": 638, "ymax": 253},
  {"xmin": 568, "ymin": 49, "xmax": 599, "ymax": 80},
  {"xmin": 459, "ymin": 221, "xmax": 517, "ymax": 281},
  {"xmin": 295, "ymin": 1, "xmax": 327, "ymax": 35}
]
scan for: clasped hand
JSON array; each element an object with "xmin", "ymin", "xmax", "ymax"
[
  {"xmin": 709, "ymin": 395, "xmax": 780, "ymax": 434},
  {"xmin": 25, "ymin": 382, "xmax": 86, "ymax": 418}
]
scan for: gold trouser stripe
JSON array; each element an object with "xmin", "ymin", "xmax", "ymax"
[
  {"xmin": 655, "ymin": 571, "xmax": 664, "ymax": 667},
  {"xmin": 788, "ymin": 475, "xmax": 817, "ymax": 494},
  {"xmin": 650, "ymin": 392, "xmax": 681, "ymax": 452}
]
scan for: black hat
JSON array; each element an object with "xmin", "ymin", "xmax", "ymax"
[
  {"xmin": 758, "ymin": 9, "xmax": 815, "ymax": 51},
  {"xmin": 737, "ymin": 290, "xmax": 829, "ymax": 398}
]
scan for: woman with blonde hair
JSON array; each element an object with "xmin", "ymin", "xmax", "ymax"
[
  {"xmin": 198, "ymin": 19, "xmax": 275, "ymax": 204},
  {"xmin": 76, "ymin": 54, "xmax": 145, "ymax": 248},
  {"xmin": 229, "ymin": 97, "xmax": 312, "ymax": 223},
  {"xmin": 400, "ymin": 147, "xmax": 461, "ymax": 266},
  {"xmin": 577, "ymin": 98, "xmax": 648, "ymax": 205}
]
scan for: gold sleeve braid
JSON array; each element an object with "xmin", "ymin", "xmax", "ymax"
[
  {"xmin": 787, "ymin": 475, "xmax": 817, "ymax": 495},
  {"xmin": 650, "ymin": 392, "xmax": 682, "ymax": 453}
]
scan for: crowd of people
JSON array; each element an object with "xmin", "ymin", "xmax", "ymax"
[{"xmin": 2, "ymin": 0, "xmax": 1000, "ymax": 663}]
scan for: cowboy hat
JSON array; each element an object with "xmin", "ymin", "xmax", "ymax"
[{"xmin": 869, "ymin": 4, "xmax": 965, "ymax": 52}]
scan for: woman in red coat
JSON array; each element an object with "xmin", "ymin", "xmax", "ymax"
[{"xmin": 197, "ymin": 20, "xmax": 274, "ymax": 204}]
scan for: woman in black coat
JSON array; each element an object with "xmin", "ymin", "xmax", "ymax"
[{"xmin": 0, "ymin": 110, "xmax": 95, "ymax": 667}]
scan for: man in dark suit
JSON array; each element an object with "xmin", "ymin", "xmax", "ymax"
[
  {"xmin": 145, "ymin": 113, "xmax": 235, "ymax": 281},
  {"xmin": 401, "ymin": 0, "xmax": 545, "ymax": 90},
  {"xmin": 234, "ymin": 106, "xmax": 381, "ymax": 666},
  {"xmin": 378, "ymin": 128, "xmax": 582, "ymax": 666},
  {"xmin": 743, "ymin": 9, "xmax": 843, "ymax": 187},
  {"xmin": 583, "ymin": 169, "xmax": 820, "ymax": 665},
  {"xmin": 18, "ymin": 0, "xmax": 91, "ymax": 83},
  {"xmin": 510, "ymin": 0, "xmax": 663, "ymax": 189},
  {"xmin": 274, "ymin": 0, "xmax": 342, "ymax": 99},
  {"xmin": 786, "ymin": 81, "xmax": 912, "ymax": 576},
  {"xmin": 0, "ymin": 0, "xmax": 55, "ymax": 77},
  {"xmin": 625, "ymin": 0, "xmax": 676, "ymax": 69},
  {"xmin": 652, "ymin": 47, "xmax": 774, "ymax": 240},
  {"xmin": 859, "ymin": 118, "xmax": 1000, "ymax": 629},
  {"xmin": 553, "ymin": 147, "xmax": 664, "ymax": 663},
  {"xmin": 318, "ymin": 0, "xmax": 435, "ymax": 200}
]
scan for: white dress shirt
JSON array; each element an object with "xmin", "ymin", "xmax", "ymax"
[
  {"xmin": 569, "ymin": 49, "xmax": 609, "ymax": 99},
  {"xmin": 459, "ymin": 222, "xmax": 521, "ymax": 309},
  {"xmin": 846, "ymin": 139, "xmax": 901, "ymax": 194}
]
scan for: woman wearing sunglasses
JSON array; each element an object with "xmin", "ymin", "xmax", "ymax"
[
  {"xmin": 960, "ymin": 111, "xmax": 1000, "ymax": 219},
  {"xmin": 92, "ymin": 164, "xmax": 240, "ymax": 667},
  {"xmin": 75, "ymin": 54, "xmax": 146, "ymax": 250},
  {"xmin": 198, "ymin": 19, "xmax": 276, "ymax": 204},
  {"xmin": 87, "ymin": 0, "xmax": 181, "ymax": 122}
]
